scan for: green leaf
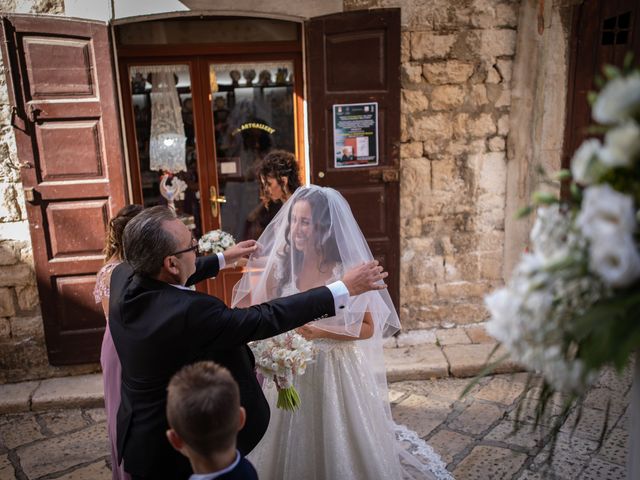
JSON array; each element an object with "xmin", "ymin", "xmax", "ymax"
[
  {"xmin": 623, "ymin": 52, "xmax": 634, "ymax": 72},
  {"xmin": 594, "ymin": 76, "xmax": 605, "ymax": 88},
  {"xmin": 555, "ymin": 169, "xmax": 572, "ymax": 181},
  {"xmin": 532, "ymin": 191, "xmax": 558, "ymax": 205},
  {"xmin": 587, "ymin": 90, "xmax": 598, "ymax": 106},
  {"xmin": 602, "ymin": 64, "xmax": 621, "ymax": 80},
  {"xmin": 516, "ymin": 205, "xmax": 533, "ymax": 218}
]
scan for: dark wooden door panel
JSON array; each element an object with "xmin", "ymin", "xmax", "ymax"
[
  {"xmin": 306, "ymin": 9, "xmax": 401, "ymax": 309},
  {"xmin": 1, "ymin": 15, "xmax": 127, "ymax": 365},
  {"xmin": 564, "ymin": 0, "xmax": 640, "ymax": 171}
]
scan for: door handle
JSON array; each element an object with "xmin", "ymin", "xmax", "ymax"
[{"xmin": 209, "ymin": 186, "xmax": 226, "ymax": 218}]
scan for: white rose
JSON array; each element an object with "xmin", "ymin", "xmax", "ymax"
[
  {"xmin": 600, "ymin": 121, "xmax": 640, "ymax": 168},
  {"xmin": 577, "ymin": 184, "xmax": 636, "ymax": 240},
  {"xmin": 570, "ymin": 138, "xmax": 602, "ymax": 184},
  {"xmin": 589, "ymin": 233, "xmax": 640, "ymax": 288},
  {"xmin": 592, "ymin": 72, "xmax": 640, "ymax": 125}
]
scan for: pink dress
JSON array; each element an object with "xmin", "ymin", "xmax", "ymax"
[{"xmin": 94, "ymin": 262, "xmax": 130, "ymax": 480}]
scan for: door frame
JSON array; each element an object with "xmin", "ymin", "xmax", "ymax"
[{"xmin": 116, "ymin": 28, "xmax": 304, "ymax": 303}]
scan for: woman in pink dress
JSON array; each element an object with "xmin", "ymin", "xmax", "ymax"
[{"xmin": 93, "ymin": 204, "xmax": 143, "ymax": 480}]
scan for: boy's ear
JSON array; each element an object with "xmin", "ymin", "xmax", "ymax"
[
  {"xmin": 238, "ymin": 406, "xmax": 246, "ymax": 431},
  {"xmin": 166, "ymin": 428, "xmax": 184, "ymax": 452}
]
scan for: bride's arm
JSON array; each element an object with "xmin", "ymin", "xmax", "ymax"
[{"xmin": 297, "ymin": 312, "xmax": 374, "ymax": 341}]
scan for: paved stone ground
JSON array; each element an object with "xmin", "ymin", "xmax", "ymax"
[{"xmin": 0, "ymin": 365, "xmax": 631, "ymax": 480}]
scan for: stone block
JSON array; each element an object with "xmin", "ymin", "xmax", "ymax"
[
  {"xmin": 436, "ymin": 327, "xmax": 471, "ymax": 346},
  {"xmin": 453, "ymin": 445, "xmax": 527, "ymax": 479},
  {"xmin": 85, "ymin": 408, "xmax": 107, "ymax": 424},
  {"xmin": 402, "ymin": 89, "xmax": 430, "ymax": 113},
  {"xmin": 449, "ymin": 401, "xmax": 504, "ymax": 435},
  {"xmin": 16, "ymin": 285, "xmax": 39, "ymax": 311},
  {"xmin": 411, "ymin": 32, "xmax": 456, "ymax": 60},
  {"xmin": 473, "ymin": 29, "xmax": 517, "ymax": 59},
  {"xmin": 31, "ymin": 374, "xmax": 104, "ymax": 411},
  {"xmin": 488, "ymin": 135, "xmax": 505, "ymax": 152},
  {"xmin": 408, "ymin": 113, "xmax": 452, "ymax": 143},
  {"xmin": 495, "ymin": 87, "xmax": 511, "ymax": 108},
  {"xmin": 431, "ymin": 85, "xmax": 464, "ymax": 110},
  {"xmin": 0, "ymin": 415, "xmax": 45, "ymax": 449},
  {"xmin": 0, "ymin": 287, "xmax": 15, "ymax": 317},
  {"xmin": 470, "ymin": 84, "xmax": 488, "ymax": 107},
  {"xmin": 485, "ymin": 420, "xmax": 548, "ymax": 450},
  {"xmin": 443, "ymin": 343, "xmax": 521, "ymax": 377},
  {"xmin": 400, "ymin": 141, "xmax": 423, "ymax": 159},
  {"xmin": 401, "ymin": 63, "xmax": 423, "ymax": 86},
  {"xmin": 468, "ymin": 113, "xmax": 497, "ymax": 138},
  {"xmin": 56, "ymin": 460, "xmax": 112, "ymax": 480},
  {"xmin": 0, "ymin": 381, "xmax": 39, "ymax": 414},
  {"xmin": 401, "ymin": 31, "xmax": 410, "ymax": 63},
  {"xmin": 10, "ymin": 315, "xmax": 43, "ymax": 338},
  {"xmin": 479, "ymin": 251, "xmax": 504, "ymax": 280},
  {"xmin": 17, "ymin": 422, "xmax": 108, "ymax": 479},
  {"xmin": 496, "ymin": 58, "xmax": 513, "ymax": 84},
  {"xmin": 444, "ymin": 253, "xmax": 479, "ymax": 282},
  {"xmin": 393, "ymin": 376, "xmax": 481, "ymax": 401},
  {"xmin": 400, "ymin": 157, "xmax": 431, "ymax": 197},
  {"xmin": 427, "ymin": 429, "xmax": 474, "ymax": 465},
  {"xmin": 38, "ymin": 410, "xmax": 88, "ymax": 435},
  {"xmin": 409, "ymin": 254, "xmax": 445, "ymax": 284},
  {"xmin": 384, "ymin": 344, "xmax": 449, "ymax": 381},
  {"xmin": 391, "ymin": 393, "xmax": 452, "ymax": 437},
  {"xmin": 436, "ymin": 281, "xmax": 490, "ymax": 300},
  {"xmin": 0, "ymin": 241, "xmax": 18, "ymax": 265},
  {"xmin": 465, "ymin": 324, "xmax": 495, "ymax": 344},
  {"xmin": 422, "ymin": 60, "xmax": 475, "ymax": 85},
  {"xmin": 0, "ymin": 454, "xmax": 15, "ymax": 480},
  {"xmin": 531, "ymin": 433, "xmax": 598, "ymax": 479},
  {"xmin": 598, "ymin": 427, "xmax": 628, "ymax": 466},
  {"xmin": 0, "ymin": 183, "xmax": 20, "ymax": 222},
  {"xmin": 0, "ymin": 317, "xmax": 10, "ymax": 339},
  {"xmin": 0, "ymin": 263, "xmax": 33, "ymax": 287},
  {"xmin": 475, "ymin": 372, "xmax": 528, "ymax": 405},
  {"xmin": 560, "ymin": 406, "xmax": 616, "ymax": 442},
  {"xmin": 395, "ymin": 329, "xmax": 437, "ymax": 347},
  {"xmin": 497, "ymin": 114, "xmax": 510, "ymax": 135},
  {"xmin": 496, "ymin": 3, "xmax": 519, "ymax": 28}
]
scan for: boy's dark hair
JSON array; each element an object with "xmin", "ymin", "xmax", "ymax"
[{"xmin": 167, "ymin": 361, "xmax": 240, "ymax": 457}]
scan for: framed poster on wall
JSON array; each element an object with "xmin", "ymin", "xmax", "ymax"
[{"xmin": 332, "ymin": 102, "xmax": 379, "ymax": 168}]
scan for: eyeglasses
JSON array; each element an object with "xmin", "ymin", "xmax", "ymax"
[{"xmin": 167, "ymin": 237, "xmax": 200, "ymax": 257}]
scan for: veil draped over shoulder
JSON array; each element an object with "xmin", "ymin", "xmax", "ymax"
[{"xmin": 231, "ymin": 185, "xmax": 401, "ymax": 339}]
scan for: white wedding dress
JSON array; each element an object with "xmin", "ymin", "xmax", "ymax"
[{"xmin": 248, "ymin": 267, "xmax": 454, "ymax": 480}]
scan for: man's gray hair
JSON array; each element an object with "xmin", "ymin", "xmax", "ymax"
[{"xmin": 123, "ymin": 206, "xmax": 178, "ymax": 277}]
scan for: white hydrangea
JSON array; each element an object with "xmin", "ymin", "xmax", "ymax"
[
  {"xmin": 592, "ymin": 72, "xmax": 640, "ymax": 125},
  {"xmin": 577, "ymin": 184, "xmax": 636, "ymax": 240},
  {"xmin": 589, "ymin": 233, "xmax": 640, "ymax": 288},
  {"xmin": 600, "ymin": 121, "xmax": 640, "ymax": 168}
]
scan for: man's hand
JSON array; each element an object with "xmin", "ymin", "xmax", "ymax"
[
  {"xmin": 223, "ymin": 240, "xmax": 258, "ymax": 266},
  {"xmin": 342, "ymin": 261, "xmax": 388, "ymax": 296}
]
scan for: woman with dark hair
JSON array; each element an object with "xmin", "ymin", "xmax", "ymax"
[
  {"xmin": 233, "ymin": 187, "xmax": 451, "ymax": 480},
  {"xmin": 93, "ymin": 204, "xmax": 143, "ymax": 480},
  {"xmin": 258, "ymin": 149, "xmax": 301, "ymax": 204}
]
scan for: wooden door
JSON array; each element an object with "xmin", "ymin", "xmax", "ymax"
[
  {"xmin": 564, "ymin": 0, "xmax": 640, "ymax": 170},
  {"xmin": 0, "ymin": 16, "xmax": 127, "ymax": 364},
  {"xmin": 306, "ymin": 9, "xmax": 401, "ymax": 308}
]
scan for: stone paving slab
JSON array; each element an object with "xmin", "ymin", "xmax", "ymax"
[{"xmin": 31, "ymin": 374, "xmax": 103, "ymax": 411}]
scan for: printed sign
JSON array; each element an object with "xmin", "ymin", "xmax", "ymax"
[{"xmin": 333, "ymin": 102, "xmax": 379, "ymax": 168}]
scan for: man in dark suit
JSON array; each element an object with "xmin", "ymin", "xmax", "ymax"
[{"xmin": 109, "ymin": 206, "xmax": 388, "ymax": 479}]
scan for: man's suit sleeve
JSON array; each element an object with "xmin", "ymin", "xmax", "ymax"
[
  {"xmin": 186, "ymin": 286, "xmax": 335, "ymax": 348},
  {"xmin": 185, "ymin": 255, "xmax": 220, "ymax": 286}
]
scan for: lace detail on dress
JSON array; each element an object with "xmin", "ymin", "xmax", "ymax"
[
  {"xmin": 395, "ymin": 423, "xmax": 454, "ymax": 480},
  {"xmin": 93, "ymin": 262, "xmax": 120, "ymax": 305}
]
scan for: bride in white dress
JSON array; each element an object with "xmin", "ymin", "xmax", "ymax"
[{"xmin": 232, "ymin": 186, "xmax": 453, "ymax": 480}]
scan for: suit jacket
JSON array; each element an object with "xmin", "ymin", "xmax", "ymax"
[{"xmin": 109, "ymin": 255, "xmax": 335, "ymax": 478}]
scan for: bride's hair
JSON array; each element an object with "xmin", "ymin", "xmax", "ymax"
[{"xmin": 278, "ymin": 188, "xmax": 340, "ymax": 295}]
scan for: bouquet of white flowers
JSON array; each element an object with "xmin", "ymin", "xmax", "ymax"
[
  {"xmin": 249, "ymin": 332, "xmax": 315, "ymax": 411},
  {"xmin": 476, "ymin": 56, "xmax": 640, "ymax": 447},
  {"xmin": 198, "ymin": 229, "xmax": 235, "ymax": 254}
]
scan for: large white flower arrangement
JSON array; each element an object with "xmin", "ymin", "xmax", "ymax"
[{"xmin": 482, "ymin": 59, "xmax": 640, "ymax": 428}]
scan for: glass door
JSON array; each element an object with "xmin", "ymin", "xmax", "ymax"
[{"xmin": 206, "ymin": 60, "xmax": 296, "ymax": 242}]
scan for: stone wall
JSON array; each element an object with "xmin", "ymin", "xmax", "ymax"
[
  {"xmin": 345, "ymin": 0, "xmax": 519, "ymax": 329},
  {"xmin": 0, "ymin": 0, "xmax": 99, "ymax": 382}
]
